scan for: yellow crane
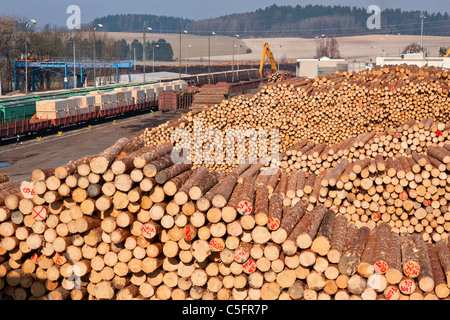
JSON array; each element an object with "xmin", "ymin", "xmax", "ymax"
[
  {"xmin": 259, "ymin": 43, "xmax": 278, "ymax": 78},
  {"xmin": 445, "ymin": 48, "xmax": 450, "ymax": 57}
]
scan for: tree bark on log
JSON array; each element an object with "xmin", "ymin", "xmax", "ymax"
[
  {"xmin": 338, "ymin": 226, "xmax": 371, "ymax": 276},
  {"xmin": 311, "ymin": 209, "xmax": 336, "ymax": 256},
  {"xmin": 412, "ymin": 233, "xmax": 435, "ymax": 293},
  {"xmin": 90, "ymin": 138, "xmax": 130, "ymax": 174}
]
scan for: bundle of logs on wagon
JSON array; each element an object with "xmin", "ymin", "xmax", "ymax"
[
  {"xmin": 140, "ymin": 64, "xmax": 450, "ymax": 174},
  {"xmin": 0, "ymin": 136, "xmax": 450, "ymax": 300}
]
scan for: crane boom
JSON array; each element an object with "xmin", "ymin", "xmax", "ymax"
[
  {"xmin": 259, "ymin": 43, "xmax": 278, "ymax": 78},
  {"xmin": 445, "ymin": 48, "xmax": 450, "ymax": 57}
]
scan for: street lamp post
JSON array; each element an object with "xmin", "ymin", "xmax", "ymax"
[
  {"xmin": 185, "ymin": 44, "xmax": 192, "ymax": 74},
  {"xmin": 143, "ymin": 25, "xmax": 152, "ymax": 82},
  {"xmin": 237, "ymin": 44, "xmax": 242, "ymax": 71},
  {"xmin": 93, "ymin": 23, "xmax": 103, "ymax": 88},
  {"xmin": 232, "ymin": 34, "xmax": 239, "ymax": 82},
  {"xmin": 152, "ymin": 44, "xmax": 159, "ymax": 73},
  {"xmin": 250, "ymin": 45, "xmax": 256, "ymax": 69},
  {"xmin": 24, "ymin": 19, "xmax": 36, "ymax": 95},
  {"xmin": 420, "ymin": 13, "xmax": 426, "ymax": 50},
  {"xmin": 277, "ymin": 45, "xmax": 282, "ymax": 70},
  {"xmin": 179, "ymin": 30, "xmax": 188, "ymax": 79},
  {"xmin": 208, "ymin": 32, "xmax": 216, "ymax": 78},
  {"xmin": 385, "ymin": 35, "xmax": 389, "ymax": 56}
]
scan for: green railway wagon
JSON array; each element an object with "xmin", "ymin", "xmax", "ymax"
[
  {"xmin": 0, "ymin": 79, "xmax": 161, "ymax": 124},
  {"xmin": 0, "ymin": 103, "xmax": 36, "ymax": 124}
]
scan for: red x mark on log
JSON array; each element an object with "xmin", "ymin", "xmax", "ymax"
[{"xmin": 33, "ymin": 206, "xmax": 45, "ymax": 220}]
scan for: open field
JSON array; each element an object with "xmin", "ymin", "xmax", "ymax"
[{"xmin": 102, "ymin": 32, "xmax": 450, "ymax": 65}]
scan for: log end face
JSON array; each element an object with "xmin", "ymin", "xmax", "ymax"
[
  {"xmin": 296, "ymin": 234, "xmax": 313, "ymax": 250},
  {"xmin": 338, "ymin": 254, "xmax": 360, "ymax": 276},
  {"xmin": 90, "ymin": 157, "xmax": 109, "ymax": 175}
]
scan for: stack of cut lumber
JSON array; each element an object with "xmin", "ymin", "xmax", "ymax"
[
  {"xmin": 190, "ymin": 87, "xmax": 229, "ymax": 109},
  {"xmin": 0, "ymin": 136, "xmax": 449, "ymax": 300}
]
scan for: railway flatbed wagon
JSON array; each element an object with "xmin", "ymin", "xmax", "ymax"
[{"xmin": 0, "ymin": 100, "xmax": 158, "ymax": 141}]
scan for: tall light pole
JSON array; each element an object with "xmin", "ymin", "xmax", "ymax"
[
  {"xmin": 24, "ymin": 19, "xmax": 36, "ymax": 95},
  {"xmin": 420, "ymin": 13, "xmax": 426, "ymax": 51},
  {"xmin": 232, "ymin": 34, "xmax": 239, "ymax": 81},
  {"xmin": 237, "ymin": 44, "xmax": 242, "ymax": 71},
  {"xmin": 208, "ymin": 32, "xmax": 216, "ymax": 78},
  {"xmin": 179, "ymin": 30, "xmax": 188, "ymax": 79},
  {"xmin": 276, "ymin": 45, "xmax": 282, "ymax": 70},
  {"xmin": 185, "ymin": 44, "xmax": 192, "ymax": 74},
  {"xmin": 250, "ymin": 45, "xmax": 256, "ymax": 69},
  {"xmin": 93, "ymin": 23, "xmax": 103, "ymax": 88},
  {"xmin": 143, "ymin": 25, "xmax": 152, "ymax": 82},
  {"xmin": 384, "ymin": 35, "xmax": 389, "ymax": 57},
  {"xmin": 152, "ymin": 44, "xmax": 159, "ymax": 73}
]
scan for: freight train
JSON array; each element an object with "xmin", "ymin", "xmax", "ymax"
[{"xmin": 0, "ymin": 69, "xmax": 261, "ymax": 141}]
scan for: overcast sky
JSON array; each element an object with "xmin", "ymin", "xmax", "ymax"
[{"xmin": 1, "ymin": 0, "xmax": 448, "ymax": 27}]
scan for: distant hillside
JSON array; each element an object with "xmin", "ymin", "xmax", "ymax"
[{"xmin": 93, "ymin": 4, "xmax": 450, "ymax": 37}]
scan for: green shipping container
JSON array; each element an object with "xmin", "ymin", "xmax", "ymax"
[{"xmin": 0, "ymin": 103, "xmax": 36, "ymax": 123}]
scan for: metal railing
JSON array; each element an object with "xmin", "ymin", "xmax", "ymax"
[{"xmin": 17, "ymin": 56, "xmax": 133, "ymax": 63}]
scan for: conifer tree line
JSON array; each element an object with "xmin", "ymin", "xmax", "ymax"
[{"xmin": 93, "ymin": 5, "xmax": 450, "ymax": 37}]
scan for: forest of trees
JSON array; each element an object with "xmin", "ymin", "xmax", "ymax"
[
  {"xmin": 122, "ymin": 39, "xmax": 174, "ymax": 62},
  {"xmin": 93, "ymin": 4, "xmax": 450, "ymax": 37},
  {"xmin": 93, "ymin": 14, "xmax": 192, "ymax": 33}
]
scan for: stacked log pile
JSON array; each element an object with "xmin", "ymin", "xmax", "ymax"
[
  {"xmin": 2, "ymin": 65, "xmax": 450, "ymax": 300},
  {"xmin": 281, "ymin": 118, "xmax": 449, "ymax": 175},
  {"xmin": 0, "ymin": 174, "xmax": 20, "ymax": 209},
  {"xmin": 277, "ymin": 140, "xmax": 450, "ymax": 243},
  {"xmin": 0, "ymin": 135, "xmax": 449, "ymax": 300},
  {"xmin": 141, "ymin": 64, "xmax": 450, "ymax": 173}
]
